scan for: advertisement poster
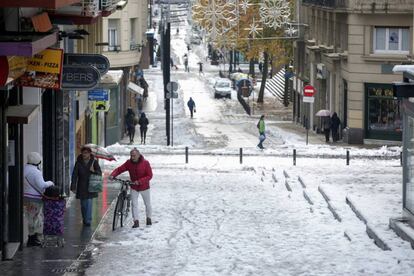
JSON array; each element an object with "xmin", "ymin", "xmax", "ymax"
[{"xmin": 18, "ymin": 48, "xmax": 64, "ymax": 89}]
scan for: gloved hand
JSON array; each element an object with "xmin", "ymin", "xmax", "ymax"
[
  {"xmin": 108, "ymin": 175, "xmax": 114, "ymax": 181},
  {"xmin": 133, "ymin": 180, "xmax": 141, "ymax": 186}
]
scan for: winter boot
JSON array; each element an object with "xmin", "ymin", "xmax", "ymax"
[
  {"xmin": 132, "ymin": 220, "xmax": 139, "ymax": 228},
  {"xmin": 146, "ymin": 217, "xmax": 152, "ymax": 226},
  {"xmin": 27, "ymin": 234, "xmax": 41, "ymax": 247}
]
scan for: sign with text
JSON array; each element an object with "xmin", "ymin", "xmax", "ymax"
[
  {"xmin": 65, "ymin": 53, "xmax": 110, "ymax": 75},
  {"xmin": 17, "ymin": 48, "xmax": 63, "ymax": 89},
  {"xmin": 88, "ymin": 89, "xmax": 109, "ymax": 101},
  {"xmin": 0, "ymin": 56, "xmax": 28, "ymax": 86},
  {"xmin": 61, "ymin": 65, "xmax": 100, "ymax": 90},
  {"xmin": 303, "ymin": 96, "xmax": 314, "ymax": 103},
  {"xmin": 303, "ymin": 85, "xmax": 316, "ymax": 97}
]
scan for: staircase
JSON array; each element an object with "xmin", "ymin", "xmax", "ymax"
[{"xmin": 265, "ymin": 68, "xmax": 289, "ymax": 104}]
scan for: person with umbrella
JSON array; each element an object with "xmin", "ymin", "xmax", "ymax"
[
  {"xmin": 70, "ymin": 146, "xmax": 102, "ymax": 226},
  {"xmin": 322, "ymin": 115, "xmax": 331, "ymax": 143}
]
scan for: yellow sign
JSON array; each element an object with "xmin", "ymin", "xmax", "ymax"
[
  {"xmin": 94, "ymin": 101, "xmax": 109, "ymax": 112},
  {"xmin": 27, "ymin": 48, "xmax": 63, "ymax": 74},
  {"xmin": 18, "ymin": 48, "xmax": 64, "ymax": 89}
]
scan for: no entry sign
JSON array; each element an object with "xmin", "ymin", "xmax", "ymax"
[{"xmin": 304, "ymin": 85, "xmax": 316, "ymax": 97}]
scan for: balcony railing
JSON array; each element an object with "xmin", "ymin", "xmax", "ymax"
[
  {"xmin": 302, "ymin": 0, "xmax": 346, "ymax": 8},
  {"xmin": 130, "ymin": 42, "xmax": 144, "ymax": 51},
  {"xmin": 108, "ymin": 45, "xmax": 121, "ymax": 52}
]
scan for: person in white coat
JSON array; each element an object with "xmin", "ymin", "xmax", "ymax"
[{"xmin": 24, "ymin": 152, "xmax": 54, "ymax": 247}]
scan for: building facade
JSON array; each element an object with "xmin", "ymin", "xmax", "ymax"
[{"xmin": 293, "ymin": 0, "xmax": 413, "ymax": 144}]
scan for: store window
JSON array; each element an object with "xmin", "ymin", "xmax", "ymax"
[
  {"xmin": 373, "ymin": 27, "xmax": 409, "ymax": 54},
  {"xmin": 366, "ymin": 83, "xmax": 402, "ymax": 140}
]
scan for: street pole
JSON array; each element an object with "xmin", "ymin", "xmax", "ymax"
[{"xmin": 161, "ymin": 5, "xmax": 171, "ymax": 145}]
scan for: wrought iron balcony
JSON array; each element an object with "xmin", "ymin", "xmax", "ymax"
[{"xmin": 302, "ymin": 0, "xmax": 346, "ymax": 8}]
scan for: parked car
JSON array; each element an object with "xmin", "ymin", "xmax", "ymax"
[{"xmin": 214, "ymin": 79, "xmax": 232, "ymax": 99}]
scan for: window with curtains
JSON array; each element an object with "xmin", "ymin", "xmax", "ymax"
[
  {"xmin": 373, "ymin": 27, "xmax": 410, "ymax": 54},
  {"xmin": 108, "ymin": 19, "xmax": 119, "ymax": 51}
]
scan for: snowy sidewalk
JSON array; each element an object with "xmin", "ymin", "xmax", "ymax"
[{"xmin": 72, "ymin": 155, "xmax": 414, "ymax": 275}]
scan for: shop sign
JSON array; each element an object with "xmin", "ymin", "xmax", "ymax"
[
  {"xmin": 88, "ymin": 89, "xmax": 109, "ymax": 101},
  {"xmin": 0, "ymin": 56, "xmax": 28, "ymax": 86},
  {"xmin": 65, "ymin": 53, "xmax": 110, "ymax": 75},
  {"xmin": 17, "ymin": 48, "xmax": 64, "ymax": 89},
  {"xmin": 93, "ymin": 100, "xmax": 109, "ymax": 112},
  {"xmin": 61, "ymin": 65, "xmax": 100, "ymax": 90}
]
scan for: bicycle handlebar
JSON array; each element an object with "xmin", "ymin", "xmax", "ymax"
[{"xmin": 111, "ymin": 177, "xmax": 133, "ymax": 185}]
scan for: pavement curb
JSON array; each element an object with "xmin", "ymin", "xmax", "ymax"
[
  {"xmin": 389, "ymin": 218, "xmax": 414, "ymax": 249},
  {"xmin": 346, "ymin": 195, "xmax": 391, "ymax": 251}
]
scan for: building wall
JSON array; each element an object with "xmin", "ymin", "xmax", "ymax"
[
  {"xmin": 102, "ymin": 0, "xmax": 148, "ymax": 68},
  {"xmin": 296, "ymin": 3, "xmax": 413, "ymax": 143}
]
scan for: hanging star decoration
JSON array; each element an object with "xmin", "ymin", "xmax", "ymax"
[
  {"xmin": 239, "ymin": 0, "xmax": 252, "ymax": 14},
  {"xmin": 259, "ymin": 0, "xmax": 290, "ymax": 29},
  {"xmin": 246, "ymin": 17, "xmax": 263, "ymax": 39},
  {"xmin": 192, "ymin": 0, "xmax": 237, "ymax": 41},
  {"xmin": 285, "ymin": 25, "xmax": 298, "ymax": 37}
]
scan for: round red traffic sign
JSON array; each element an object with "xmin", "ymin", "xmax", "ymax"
[{"xmin": 303, "ymin": 85, "xmax": 316, "ymax": 97}]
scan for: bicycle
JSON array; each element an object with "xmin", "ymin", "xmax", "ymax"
[{"xmin": 112, "ymin": 178, "xmax": 133, "ymax": 231}]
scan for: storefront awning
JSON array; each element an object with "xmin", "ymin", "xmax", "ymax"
[
  {"xmin": 128, "ymin": 82, "xmax": 143, "ymax": 95},
  {"xmin": 6, "ymin": 105, "xmax": 39, "ymax": 124},
  {"xmin": 0, "ymin": 31, "xmax": 58, "ymax": 57}
]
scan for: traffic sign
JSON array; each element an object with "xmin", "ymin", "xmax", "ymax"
[
  {"xmin": 303, "ymin": 96, "xmax": 314, "ymax": 103},
  {"xmin": 166, "ymin": 92, "xmax": 178, "ymax": 99},
  {"xmin": 88, "ymin": 89, "xmax": 109, "ymax": 101},
  {"xmin": 166, "ymin": 81, "xmax": 179, "ymax": 92},
  {"xmin": 303, "ymin": 85, "xmax": 316, "ymax": 97}
]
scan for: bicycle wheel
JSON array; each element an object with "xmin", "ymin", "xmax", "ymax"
[
  {"xmin": 120, "ymin": 192, "xmax": 128, "ymax": 227},
  {"xmin": 112, "ymin": 195, "xmax": 123, "ymax": 231}
]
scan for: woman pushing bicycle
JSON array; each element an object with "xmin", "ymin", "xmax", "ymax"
[{"xmin": 109, "ymin": 148, "xmax": 153, "ymax": 228}]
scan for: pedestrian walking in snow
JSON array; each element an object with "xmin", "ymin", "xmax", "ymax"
[
  {"xmin": 125, "ymin": 107, "xmax": 137, "ymax": 144},
  {"xmin": 170, "ymin": 58, "xmax": 178, "ymax": 70},
  {"xmin": 322, "ymin": 116, "xmax": 331, "ymax": 142},
  {"xmin": 70, "ymin": 146, "xmax": 102, "ymax": 227},
  {"xmin": 24, "ymin": 152, "xmax": 54, "ymax": 246},
  {"xmin": 330, "ymin": 112, "xmax": 341, "ymax": 142},
  {"xmin": 184, "ymin": 54, "xmax": 189, "ymax": 72},
  {"xmin": 138, "ymin": 112, "xmax": 149, "ymax": 144},
  {"xmin": 198, "ymin": 62, "xmax": 203, "ymax": 75},
  {"xmin": 257, "ymin": 115, "xmax": 266, "ymax": 149},
  {"xmin": 187, "ymin": 97, "xmax": 196, "ymax": 118},
  {"xmin": 109, "ymin": 148, "xmax": 153, "ymax": 228}
]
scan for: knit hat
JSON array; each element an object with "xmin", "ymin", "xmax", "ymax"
[{"xmin": 27, "ymin": 152, "xmax": 42, "ymax": 165}]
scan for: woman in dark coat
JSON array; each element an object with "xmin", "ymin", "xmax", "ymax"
[
  {"xmin": 70, "ymin": 146, "xmax": 102, "ymax": 226},
  {"xmin": 331, "ymin": 112, "xmax": 341, "ymax": 142},
  {"xmin": 138, "ymin": 112, "xmax": 149, "ymax": 144}
]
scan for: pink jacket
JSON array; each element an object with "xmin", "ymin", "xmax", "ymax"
[{"xmin": 110, "ymin": 156, "xmax": 153, "ymax": 191}]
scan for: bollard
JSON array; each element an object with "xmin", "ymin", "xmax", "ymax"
[
  {"xmin": 239, "ymin": 148, "xmax": 243, "ymax": 164},
  {"xmin": 346, "ymin": 150, "xmax": 350, "ymax": 165},
  {"xmin": 293, "ymin": 149, "xmax": 296, "ymax": 166},
  {"xmin": 400, "ymin": 152, "xmax": 403, "ymax": 166},
  {"xmin": 185, "ymin": 147, "xmax": 188, "ymax": 163}
]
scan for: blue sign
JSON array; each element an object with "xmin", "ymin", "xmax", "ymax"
[{"xmin": 88, "ymin": 89, "xmax": 109, "ymax": 101}]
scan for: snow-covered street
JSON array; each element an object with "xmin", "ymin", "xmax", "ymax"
[{"xmin": 73, "ymin": 12, "xmax": 414, "ymax": 276}]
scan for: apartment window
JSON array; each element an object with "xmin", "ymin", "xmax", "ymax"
[
  {"xmin": 130, "ymin": 18, "xmax": 137, "ymax": 44},
  {"xmin": 374, "ymin": 27, "xmax": 409, "ymax": 54},
  {"xmin": 108, "ymin": 19, "xmax": 119, "ymax": 51}
]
